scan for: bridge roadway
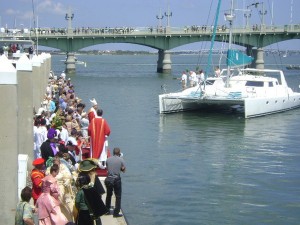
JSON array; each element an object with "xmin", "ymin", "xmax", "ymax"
[{"xmin": 1, "ymin": 24, "xmax": 300, "ymax": 73}]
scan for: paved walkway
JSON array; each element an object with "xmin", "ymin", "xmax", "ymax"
[{"xmin": 99, "ymin": 177, "xmax": 127, "ymax": 225}]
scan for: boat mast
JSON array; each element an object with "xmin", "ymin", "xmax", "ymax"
[
  {"xmin": 205, "ymin": 0, "xmax": 222, "ymax": 80},
  {"xmin": 225, "ymin": 0, "xmax": 235, "ymax": 88}
]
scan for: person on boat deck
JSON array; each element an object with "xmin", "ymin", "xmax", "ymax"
[
  {"xmin": 88, "ymin": 98, "xmax": 98, "ymax": 122},
  {"xmin": 197, "ymin": 70, "xmax": 205, "ymax": 84},
  {"xmin": 215, "ymin": 66, "xmax": 221, "ymax": 77},
  {"xmin": 88, "ymin": 109, "xmax": 111, "ymax": 167},
  {"xmin": 189, "ymin": 71, "xmax": 197, "ymax": 87},
  {"xmin": 180, "ymin": 71, "xmax": 187, "ymax": 90}
]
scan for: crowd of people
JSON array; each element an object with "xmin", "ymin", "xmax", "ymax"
[{"xmin": 15, "ymin": 71, "xmax": 126, "ymax": 225}]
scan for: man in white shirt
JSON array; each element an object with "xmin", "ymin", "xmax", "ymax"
[
  {"xmin": 189, "ymin": 71, "xmax": 197, "ymax": 87},
  {"xmin": 181, "ymin": 71, "xmax": 187, "ymax": 90}
]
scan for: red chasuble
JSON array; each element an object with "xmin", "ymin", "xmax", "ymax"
[
  {"xmin": 88, "ymin": 117, "xmax": 111, "ymax": 159},
  {"xmin": 88, "ymin": 107, "xmax": 97, "ymax": 123}
]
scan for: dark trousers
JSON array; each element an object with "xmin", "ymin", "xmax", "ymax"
[
  {"xmin": 77, "ymin": 210, "xmax": 102, "ymax": 225},
  {"xmin": 105, "ymin": 177, "xmax": 122, "ymax": 215}
]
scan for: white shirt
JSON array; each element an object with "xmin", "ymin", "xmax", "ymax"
[
  {"xmin": 190, "ymin": 72, "xmax": 197, "ymax": 85},
  {"xmin": 60, "ymin": 127, "xmax": 69, "ymax": 144},
  {"xmin": 181, "ymin": 73, "xmax": 187, "ymax": 83}
]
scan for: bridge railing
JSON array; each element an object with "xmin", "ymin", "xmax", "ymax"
[{"xmin": 0, "ymin": 24, "xmax": 299, "ymax": 38}]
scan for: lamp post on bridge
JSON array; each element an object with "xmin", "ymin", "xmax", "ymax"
[
  {"xmin": 244, "ymin": 6, "xmax": 252, "ymax": 29},
  {"xmin": 258, "ymin": 2, "xmax": 267, "ymax": 28},
  {"xmin": 156, "ymin": 9, "xmax": 164, "ymax": 33},
  {"xmin": 65, "ymin": 8, "xmax": 74, "ymax": 35},
  {"xmin": 164, "ymin": 2, "xmax": 172, "ymax": 33},
  {"xmin": 64, "ymin": 7, "xmax": 76, "ymax": 74},
  {"xmin": 244, "ymin": 2, "xmax": 267, "ymax": 69},
  {"xmin": 244, "ymin": 2, "xmax": 267, "ymax": 30}
]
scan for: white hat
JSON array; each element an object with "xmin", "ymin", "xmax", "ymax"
[
  {"xmin": 67, "ymin": 137, "xmax": 77, "ymax": 146},
  {"xmin": 36, "ymin": 107, "xmax": 45, "ymax": 116},
  {"xmin": 90, "ymin": 98, "xmax": 98, "ymax": 106}
]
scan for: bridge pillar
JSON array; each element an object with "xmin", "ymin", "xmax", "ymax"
[
  {"xmin": 157, "ymin": 50, "xmax": 172, "ymax": 73},
  {"xmin": 255, "ymin": 47, "xmax": 264, "ymax": 70},
  {"xmin": 246, "ymin": 45, "xmax": 256, "ymax": 68},
  {"xmin": 157, "ymin": 50, "xmax": 164, "ymax": 73},
  {"xmin": 65, "ymin": 52, "xmax": 76, "ymax": 74}
]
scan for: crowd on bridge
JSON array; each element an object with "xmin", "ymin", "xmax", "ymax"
[
  {"xmin": 15, "ymin": 70, "xmax": 126, "ymax": 224},
  {"xmin": 1, "ymin": 24, "xmax": 231, "ymax": 37},
  {"xmin": 184, "ymin": 24, "xmax": 227, "ymax": 33}
]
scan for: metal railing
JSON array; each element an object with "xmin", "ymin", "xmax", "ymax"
[{"xmin": 1, "ymin": 24, "xmax": 300, "ymax": 38}]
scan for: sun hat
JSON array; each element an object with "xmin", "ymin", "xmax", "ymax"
[
  {"xmin": 78, "ymin": 159, "xmax": 98, "ymax": 172},
  {"xmin": 32, "ymin": 158, "xmax": 45, "ymax": 166}
]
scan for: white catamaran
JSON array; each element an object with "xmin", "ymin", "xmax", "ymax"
[{"xmin": 159, "ymin": 0, "xmax": 300, "ymax": 118}]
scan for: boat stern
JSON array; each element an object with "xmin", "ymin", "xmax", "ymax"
[{"xmin": 159, "ymin": 94, "xmax": 184, "ymax": 113}]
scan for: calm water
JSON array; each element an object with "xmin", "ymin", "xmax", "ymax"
[{"xmin": 52, "ymin": 54, "xmax": 300, "ymax": 225}]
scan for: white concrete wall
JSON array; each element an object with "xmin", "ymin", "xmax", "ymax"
[{"xmin": 0, "ymin": 53, "xmax": 51, "ymax": 224}]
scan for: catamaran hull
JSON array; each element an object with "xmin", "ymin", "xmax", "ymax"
[
  {"xmin": 244, "ymin": 94, "xmax": 300, "ymax": 118},
  {"xmin": 159, "ymin": 95, "xmax": 244, "ymax": 114},
  {"xmin": 159, "ymin": 94, "xmax": 300, "ymax": 118}
]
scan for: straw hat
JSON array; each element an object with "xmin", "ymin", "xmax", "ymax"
[{"xmin": 78, "ymin": 159, "xmax": 98, "ymax": 172}]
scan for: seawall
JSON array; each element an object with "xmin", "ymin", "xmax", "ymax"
[{"xmin": 0, "ymin": 52, "xmax": 51, "ymax": 224}]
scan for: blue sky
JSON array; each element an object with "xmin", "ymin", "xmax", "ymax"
[{"xmin": 1, "ymin": 0, "xmax": 299, "ymax": 50}]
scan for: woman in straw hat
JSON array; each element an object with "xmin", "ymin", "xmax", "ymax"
[{"xmin": 75, "ymin": 159, "xmax": 107, "ymax": 225}]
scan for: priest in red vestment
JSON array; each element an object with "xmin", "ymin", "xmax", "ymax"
[{"xmin": 88, "ymin": 109, "xmax": 111, "ymax": 162}]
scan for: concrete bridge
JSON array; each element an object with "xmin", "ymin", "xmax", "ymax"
[{"xmin": 1, "ymin": 24, "xmax": 300, "ymax": 73}]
